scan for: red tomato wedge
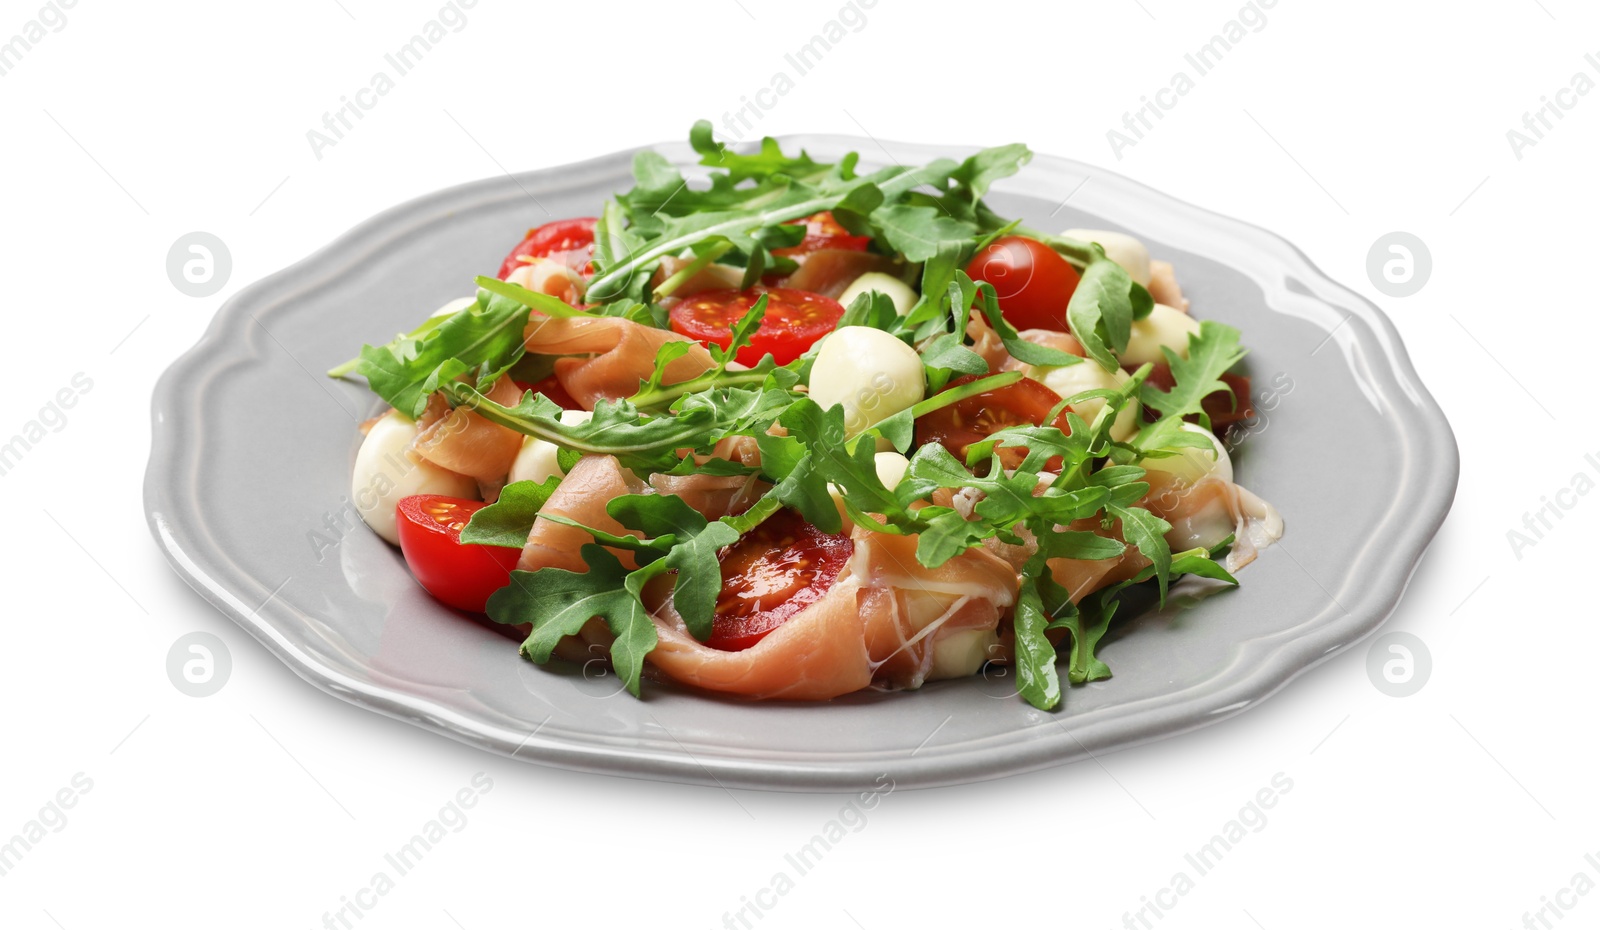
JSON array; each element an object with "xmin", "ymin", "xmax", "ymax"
[
  {"xmin": 396, "ymin": 496, "xmax": 521, "ymax": 614},
  {"xmin": 668, "ymin": 287, "xmax": 844, "ymax": 367},
  {"xmin": 772, "ymin": 211, "xmax": 871, "ymax": 258},
  {"xmin": 965, "ymin": 235, "xmax": 1082, "ymax": 332},
  {"xmin": 707, "ymin": 509, "xmax": 855, "ymax": 652},
  {"xmin": 497, "ymin": 217, "xmax": 597, "ymax": 279},
  {"xmin": 915, "ymin": 374, "xmax": 1069, "ymax": 470}
]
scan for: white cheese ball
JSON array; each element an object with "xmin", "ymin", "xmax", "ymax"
[
  {"xmin": 1142, "ymin": 423, "xmax": 1234, "ymax": 485},
  {"xmin": 874, "ymin": 451, "xmax": 910, "ymax": 489},
  {"xmin": 1061, "ymin": 228, "xmax": 1151, "ymax": 286},
  {"xmin": 930, "ymin": 629, "xmax": 1001, "ymax": 680},
  {"xmin": 352, "ymin": 411, "xmax": 477, "ymax": 545},
  {"xmin": 508, "ymin": 410, "xmax": 592, "ymax": 486},
  {"xmin": 1028, "ymin": 362, "xmax": 1139, "ymax": 442},
  {"xmin": 808, "ymin": 326, "xmax": 926, "ymax": 438},
  {"xmin": 1120, "ymin": 303, "xmax": 1200, "ymax": 367},
  {"xmin": 837, "ymin": 272, "xmax": 918, "ymax": 315}
]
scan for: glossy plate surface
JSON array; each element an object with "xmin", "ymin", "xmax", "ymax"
[{"xmin": 144, "ymin": 136, "xmax": 1458, "ymax": 791}]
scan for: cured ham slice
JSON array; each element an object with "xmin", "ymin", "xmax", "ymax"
[
  {"xmin": 522, "ymin": 316, "xmax": 715, "ymax": 409},
  {"xmin": 517, "ymin": 454, "xmax": 647, "ymax": 575},
  {"xmin": 412, "ymin": 375, "xmax": 524, "ymax": 485},
  {"xmin": 641, "ymin": 525, "xmax": 1017, "ymax": 700},
  {"xmin": 650, "ymin": 256, "xmax": 745, "ymax": 297},
  {"xmin": 1141, "ymin": 471, "xmax": 1283, "ymax": 572},
  {"xmin": 780, "ymin": 249, "xmax": 904, "ymax": 299}
]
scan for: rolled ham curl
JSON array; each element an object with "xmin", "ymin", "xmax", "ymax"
[
  {"xmin": 518, "ymin": 454, "xmax": 648, "ymax": 575},
  {"xmin": 644, "ymin": 527, "xmax": 1019, "ymax": 700},
  {"xmin": 516, "ymin": 454, "xmax": 648, "ymax": 666},
  {"xmin": 522, "ymin": 316, "xmax": 716, "ymax": 410},
  {"xmin": 412, "ymin": 375, "xmax": 525, "ymax": 486}
]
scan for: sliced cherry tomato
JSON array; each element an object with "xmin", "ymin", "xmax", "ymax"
[
  {"xmin": 707, "ymin": 509, "xmax": 855, "ymax": 651},
  {"xmin": 965, "ymin": 235, "xmax": 1082, "ymax": 332},
  {"xmin": 513, "ymin": 374, "xmax": 583, "ymax": 411},
  {"xmin": 396, "ymin": 496, "xmax": 521, "ymax": 614},
  {"xmin": 668, "ymin": 286, "xmax": 844, "ymax": 366},
  {"xmin": 914, "ymin": 373, "xmax": 1068, "ymax": 469},
  {"xmin": 497, "ymin": 217, "xmax": 597, "ymax": 279},
  {"xmin": 1143, "ymin": 365, "xmax": 1254, "ymax": 430},
  {"xmin": 772, "ymin": 211, "xmax": 871, "ymax": 258}
]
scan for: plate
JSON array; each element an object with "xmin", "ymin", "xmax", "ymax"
[{"xmin": 144, "ymin": 136, "xmax": 1458, "ymax": 791}]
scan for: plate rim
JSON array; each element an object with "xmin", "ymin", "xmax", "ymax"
[{"xmin": 144, "ymin": 135, "xmax": 1459, "ymax": 792}]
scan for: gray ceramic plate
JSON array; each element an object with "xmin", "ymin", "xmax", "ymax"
[{"xmin": 144, "ymin": 136, "xmax": 1457, "ymax": 792}]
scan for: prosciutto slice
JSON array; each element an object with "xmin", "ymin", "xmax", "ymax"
[
  {"xmin": 411, "ymin": 375, "xmax": 524, "ymax": 486},
  {"xmin": 522, "ymin": 315, "xmax": 715, "ymax": 409},
  {"xmin": 642, "ymin": 526, "xmax": 1017, "ymax": 700}
]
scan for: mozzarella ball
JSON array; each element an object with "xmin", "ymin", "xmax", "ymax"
[
  {"xmin": 508, "ymin": 410, "xmax": 592, "ymax": 486},
  {"xmin": 352, "ymin": 411, "xmax": 477, "ymax": 545},
  {"xmin": 1120, "ymin": 303, "xmax": 1200, "ymax": 367},
  {"xmin": 808, "ymin": 326, "xmax": 926, "ymax": 438},
  {"xmin": 1142, "ymin": 423, "xmax": 1234, "ymax": 485},
  {"xmin": 837, "ymin": 272, "xmax": 918, "ymax": 315},
  {"xmin": 1061, "ymin": 228, "xmax": 1151, "ymax": 286},
  {"xmin": 506, "ymin": 260, "xmax": 585, "ymax": 304},
  {"xmin": 874, "ymin": 451, "xmax": 910, "ymax": 489},
  {"xmin": 1028, "ymin": 362, "xmax": 1138, "ymax": 441},
  {"xmin": 930, "ymin": 629, "xmax": 1001, "ymax": 680}
]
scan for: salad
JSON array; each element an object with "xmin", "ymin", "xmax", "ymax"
[{"xmin": 332, "ymin": 123, "xmax": 1283, "ymax": 710}]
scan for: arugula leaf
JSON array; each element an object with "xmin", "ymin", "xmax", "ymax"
[
  {"xmin": 1140, "ymin": 321, "xmax": 1248, "ymax": 423},
  {"xmin": 1066, "ymin": 256, "xmax": 1147, "ymax": 372},
  {"xmin": 459, "ymin": 478, "xmax": 562, "ymax": 549},
  {"xmin": 604, "ymin": 495, "xmax": 740, "ymax": 640},
  {"xmin": 355, "ymin": 291, "xmax": 529, "ymax": 418},
  {"xmin": 1012, "ymin": 555, "xmax": 1065, "ymax": 711},
  {"xmin": 968, "ymin": 278, "xmax": 1084, "ymax": 368},
  {"xmin": 918, "ymin": 331, "xmax": 988, "ymax": 393},
  {"xmin": 871, "ymin": 203, "xmax": 980, "ymax": 262},
  {"xmin": 689, "ymin": 120, "xmax": 834, "ymax": 183},
  {"xmin": 837, "ymin": 289, "xmax": 901, "ymax": 332},
  {"xmin": 1108, "ymin": 503, "xmax": 1173, "ymax": 603},
  {"xmin": 487, "ymin": 545, "xmax": 658, "ymax": 696}
]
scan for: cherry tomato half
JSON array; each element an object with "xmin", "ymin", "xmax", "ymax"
[
  {"xmin": 965, "ymin": 235, "xmax": 1082, "ymax": 332},
  {"xmin": 668, "ymin": 287, "xmax": 845, "ymax": 366},
  {"xmin": 497, "ymin": 217, "xmax": 597, "ymax": 279},
  {"xmin": 772, "ymin": 211, "xmax": 871, "ymax": 258},
  {"xmin": 707, "ymin": 509, "xmax": 855, "ymax": 652},
  {"xmin": 396, "ymin": 495, "xmax": 521, "ymax": 614},
  {"xmin": 914, "ymin": 374, "xmax": 1069, "ymax": 469}
]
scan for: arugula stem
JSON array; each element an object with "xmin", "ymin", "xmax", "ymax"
[
  {"xmin": 906, "ymin": 370, "xmax": 1022, "ymax": 419},
  {"xmin": 441, "ymin": 383, "xmax": 705, "ymax": 456},
  {"xmin": 629, "ymin": 367, "xmax": 779, "ymax": 411},
  {"xmin": 652, "ymin": 241, "xmax": 735, "ymax": 299},
  {"xmin": 474, "ymin": 276, "xmax": 601, "ymax": 319}
]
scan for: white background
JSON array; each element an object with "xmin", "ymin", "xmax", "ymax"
[{"xmin": 1, "ymin": 0, "xmax": 1594, "ymax": 927}]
